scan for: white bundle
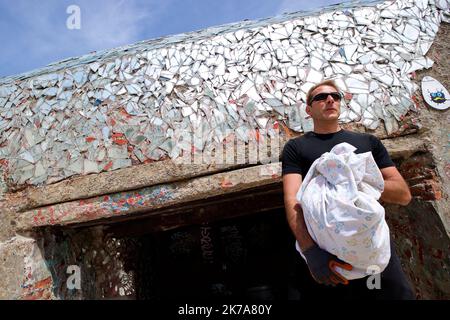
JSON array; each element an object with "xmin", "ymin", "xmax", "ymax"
[{"xmin": 296, "ymin": 142, "xmax": 391, "ymax": 280}]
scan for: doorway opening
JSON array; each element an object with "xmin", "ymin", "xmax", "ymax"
[{"xmin": 128, "ymin": 208, "xmax": 297, "ymax": 300}]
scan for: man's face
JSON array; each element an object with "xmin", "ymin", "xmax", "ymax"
[{"xmin": 306, "ymin": 85, "xmax": 341, "ymax": 122}]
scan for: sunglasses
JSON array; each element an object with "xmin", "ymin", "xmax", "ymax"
[{"xmin": 310, "ymin": 92, "xmax": 342, "ymax": 104}]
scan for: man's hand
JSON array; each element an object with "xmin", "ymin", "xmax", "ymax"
[{"xmin": 303, "ymin": 243, "xmax": 353, "ymax": 286}]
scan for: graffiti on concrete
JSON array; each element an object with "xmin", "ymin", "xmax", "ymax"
[{"xmin": 29, "ymin": 184, "xmax": 175, "ymax": 227}]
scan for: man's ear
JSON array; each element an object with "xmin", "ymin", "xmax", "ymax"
[{"xmin": 306, "ymin": 105, "xmax": 312, "ymax": 116}]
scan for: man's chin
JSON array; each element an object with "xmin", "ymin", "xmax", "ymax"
[{"xmin": 324, "ymin": 114, "xmax": 339, "ymax": 120}]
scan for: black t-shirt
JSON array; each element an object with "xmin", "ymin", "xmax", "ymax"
[{"xmin": 281, "ymin": 129, "xmax": 395, "ymax": 178}]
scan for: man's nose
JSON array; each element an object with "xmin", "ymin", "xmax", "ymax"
[{"xmin": 326, "ymin": 94, "xmax": 334, "ymax": 103}]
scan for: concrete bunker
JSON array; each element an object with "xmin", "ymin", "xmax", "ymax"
[{"xmin": 17, "ymin": 144, "xmax": 448, "ymax": 300}]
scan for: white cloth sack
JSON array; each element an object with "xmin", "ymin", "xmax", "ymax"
[{"xmin": 296, "ymin": 142, "xmax": 391, "ymax": 280}]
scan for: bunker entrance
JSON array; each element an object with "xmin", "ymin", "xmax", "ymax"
[
  {"xmin": 39, "ymin": 183, "xmax": 308, "ymax": 300},
  {"xmin": 126, "ymin": 207, "xmax": 295, "ymax": 300},
  {"xmin": 74, "ymin": 183, "xmax": 305, "ymax": 300}
]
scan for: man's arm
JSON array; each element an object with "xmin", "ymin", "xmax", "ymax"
[
  {"xmin": 282, "ymin": 173, "xmax": 315, "ymax": 251},
  {"xmin": 282, "ymin": 173, "xmax": 353, "ymax": 285},
  {"xmin": 380, "ymin": 166, "xmax": 412, "ymax": 206}
]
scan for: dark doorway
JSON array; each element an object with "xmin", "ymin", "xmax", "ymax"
[{"xmin": 132, "ymin": 208, "xmax": 297, "ymax": 300}]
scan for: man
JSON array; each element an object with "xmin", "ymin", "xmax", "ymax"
[{"xmin": 282, "ymin": 79, "xmax": 415, "ymax": 300}]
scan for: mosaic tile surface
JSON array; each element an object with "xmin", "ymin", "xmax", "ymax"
[{"xmin": 0, "ymin": 0, "xmax": 449, "ymax": 187}]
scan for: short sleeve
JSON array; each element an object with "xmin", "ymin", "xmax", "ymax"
[
  {"xmin": 282, "ymin": 139, "xmax": 303, "ymax": 176},
  {"xmin": 370, "ymin": 135, "xmax": 395, "ymax": 169}
]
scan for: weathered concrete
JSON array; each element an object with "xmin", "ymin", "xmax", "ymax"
[
  {"xmin": 2, "ymin": 160, "xmax": 248, "ymax": 214},
  {"xmin": 15, "ymin": 163, "xmax": 282, "ymax": 230},
  {"xmin": 413, "ymin": 22, "xmax": 450, "ymax": 235},
  {"xmin": 0, "ymin": 235, "xmax": 53, "ymax": 300},
  {"xmin": 386, "ymin": 199, "xmax": 450, "ymax": 299}
]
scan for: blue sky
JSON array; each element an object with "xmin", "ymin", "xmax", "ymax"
[{"xmin": 0, "ymin": 0, "xmax": 339, "ymax": 78}]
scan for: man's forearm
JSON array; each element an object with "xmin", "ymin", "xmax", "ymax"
[
  {"xmin": 285, "ymin": 198, "xmax": 315, "ymax": 251},
  {"xmin": 380, "ymin": 179, "xmax": 412, "ymax": 206}
]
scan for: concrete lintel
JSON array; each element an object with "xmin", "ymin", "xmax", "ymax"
[
  {"xmin": 3, "ymin": 160, "xmax": 248, "ymax": 214},
  {"xmin": 105, "ymin": 186, "xmax": 285, "ymax": 237},
  {"xmin": 15, "ymin": 163, "xmax": 282, "ymax": 231}
]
